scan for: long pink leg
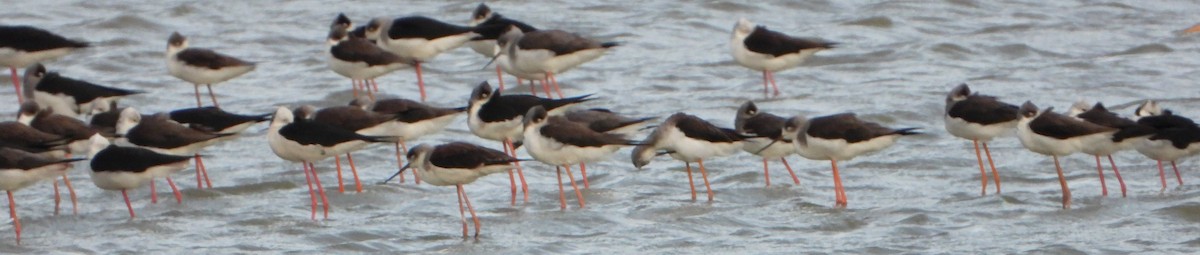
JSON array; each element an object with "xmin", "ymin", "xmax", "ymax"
[
  {"xmin": 698, "ymin": 159, "xmax": 714, "ymax": 201},
  {"xmin": 564, "ymin": 164, "xmax": 585, "ymax": 208},
  {"xmin": 53, "ymin": 179, "xmax": 61, "ymax": 215},
  {"xmin": 193, "ymin": 84, "xmax": 203, "ymax": 107},
  {"xmin": 983, "ymin": 142, "xmax": 1001, "ymax": 193},
  {"xmin": 370, "ymin": 79, "xmax": 379, "ymax": 93},
  {"xmin": 461, "ymin": 185, "xmax": 480, "ymax": 238},
  {"xmin": 150, "ymin": 179, "xmax": 158, "ymax": 204},
  {"xmin": 548, "ymin": 73, "xmax": 564, "ymax": 98},
  {"xmin": 556, "ymin": 166, "xmax": 566, "ymax": 210},
  {"xmin": 347, "ymin": 153, "xmax": 362, "ymax": 193},
  {"xmin": 403, "ymin": 142, "xmax": 418, "ymax": 184},
  {"xmin": 166, "ymin": 177, "xmax": 182, "ymax": 204},
  {"xmin": 522, "ymin": 78, "xmax": 537, "ymax": 96},
  {"xmin": 394, "ymin": 142, "xmax": 406, "ymax": 184},
  {"xmin": 761, "ymin": 70, "xmax": 769, "ymax": 97},
  {"xmin": 10, "ymin": 68, "xmax": 22, "ymax": 104},
  {"xmin": 415, "ymin": 62, "xmax": 427, "ymax": 102},
  {"xmin": 122, "ymin": 189, "xmax": 136, "ymax": 218},
  {"xmin": 781, "ymin": 158, "xmax": 800, "ymax": 185},
  {"xmin": 303, "ymin": 162, "xmax": 317, "ymax": 220},
  {"xmin": 832, "ymin": 159, "xmax": 847, "ymax": 208},
  {"xmin": 206, "ymin": 84, "xmax": 220, "ymax": 108},
  {"xmin": 502, "ymin": 142, "xmax": 517, "ymax": 205},
  {"xmin": 334, "ymin": 156, "xmax": 345, "ymax": 193},
  {"xmin": 579, "ymin": 162, "xmax": 590, "ymax": 189},
  {"xmin": 1171, "ymin": 161, "xmax": 1183, "ymax": 185},
  {"xmin": 973, "ymin": 140, "xmax": 988, "ymax": 196},
  {"xmin": 495, "ymin": 65, "xmax": 505, "ymax": 91},
  {"xmin": 540, "ymin": 77, "xmax": 553, "ymax": 98},
  {"xmin": 767, "ymin": 71, "xmax": 780, "ymax": 96},
  {"xmin": 1107, "ymin": 155, "xmax": 1127, "ymax": 198},
  {"xmin": 456, "ymin": 184, "xmax": 469, "ymax": 237},
  {"xmin": 195, "ymin": 154, "xmax": 212, "ymax": 189},
  {"xmin": 1094, "ymin": 155, "xmax": 1108, "ymax": 197},
  {"xmin": 505, "ymin": 139, "xmax": 528, "ymax": 201},
  {"xmin": 761, "ymin": 158, "xmax": 771, "ymax": 187},
  {"xmin": 1158, "ymin": 161, "xmax": 1168, "ymax": 192},
  {"xmin": 685, "ymin": 162, "xmax": 697, "ymax": 201},
  {"xmin": 309, "ymin": 162, "xmax": 330, "ymax": 219},
  {"xmin": 1053, "ymin": 156, "xmax": 1071, "ymax": 209},
  {"xmin": 351, "ymin": 79, "xmax": 360, "ymax": 98},
  {"xmin": 8, "ymin": 190, "xmax": 21, "ymax": 245}
]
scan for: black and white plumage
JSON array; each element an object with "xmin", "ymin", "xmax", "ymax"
[
  {"xmin": 327, "ymin": 14, "xmax": 412, "ymax": 98},
  {"xmin": 267, "ymin": 106, "xmax": 395, "ymax": 220},
  {"xmin": 116, "ymin": 107, "xmax": 230, "ymax": 190},
  {"xmin": 17, "ymin": 101, "xmax": 94, "ymax": 215},
  {"xmin": 169, "ymin": 106, "xmax": 271, "ymax": 136},
  {"xmin": 22, "ymin": 64, "xmax": 142, "ymax": 118},
  {"xmin": 355, "ymin": 97, "xmax": 464, "ymax": 185},
  {"xmin": 467, "ymin": 81, "xmax": 591, "ymax": 204},
  {"xmin": 1117, "ymin": 100, "xmax": 1200, "ymax": 192},
  {"xmin": 166, "ymin": 32, "xmax": 256, "ymax": 108},
  {"xmin": 522, "ymin": 106, "xmax": 639, "ymax": 209},
  {"xmin": 734, "ymin": 101, "xmax": 800, "ymax": 187},
  {"xmin": 1016, "ymin": 101, "xmax": 1116, "ymax": 209},
  {"xmin": 0, "ymin": 25, "xmax": 89, "ymax": 104},
  {"xmin": 730, "ymin": 18, "xmax": 835, "ymax": 96},
  {"xmin": 1067, "ymin": 101, "xmax": 1137, "ymax": 197},
  {"xmin": 0, "ymin": 146, "xmax": 83, "ymax": 245},
  {"xmin": 468, "ymin": 3, "xmax": 539, "ymax": 92},
  {"xmin": 632, "ymin": 113, "xmax": 745, "ymax": 201},
  {"xmin": 0, "ymin": 120, "xmax": 68, "ymax": 158},
  {"xmin": 364, "ymin": 16, "xmax": 500, "ymax": 101},
  {"xmin": 382, "ymin": 142, "xmax": 517, "ymax": 237},
  {"xmin": 781, "ymin": 113, "xmax": 919, "ymax": 208},
  {"xmin": 87, "ymin": 135, "xmax": 191, "ymax": 218},
  {"xmin": 306, "ymin": 102, "xmax": 402, "ymax": 193},
  {"xmin": 497, "ymin": 28, "xmax": 617, "ymax": 98},
  {"xmin": 943, "ymin": 84, "xmax": 1018, "ymax": 195}
]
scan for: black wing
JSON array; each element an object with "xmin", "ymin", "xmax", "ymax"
[{"xmin": 743, "ymin": 26, "xmax": 834, "ymax": 57}]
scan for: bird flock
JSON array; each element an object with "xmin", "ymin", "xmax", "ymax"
[{"xmin": 0, "ymin": 3, "xmax": 1198, "ymax": 243}]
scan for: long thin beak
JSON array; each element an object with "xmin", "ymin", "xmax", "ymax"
[
  {"xmin": 482, "ymin": 54, "xmax": 500, "ymax": 70},
  {"xmin": 753, "ymin": 140, "xmax": 780, "ymax": 154},
  {"xmin": 380, "ymin": 163, "xmax": 411, "ymax": 184}
]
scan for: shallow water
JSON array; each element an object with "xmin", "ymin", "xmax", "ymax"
[{"xmin": 3, "ymin": 0, "xmax": 1200, "ymax": 253}]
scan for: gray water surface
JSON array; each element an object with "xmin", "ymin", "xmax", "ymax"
[{"xmin": 3, "ymin": 0, "xmax": 1200, "ymax": 253}]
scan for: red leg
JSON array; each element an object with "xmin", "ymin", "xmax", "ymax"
[
  {"xmin": 781, "ymin": 157, "xmax": 800, "ymax": 185},
  {"xmin": 415, "ymin": 62, "xmax": 426, "ymax": 102},
  {"xmin": 505, "ymin": 139, "xmax": 528, "ymax": 201},
  {"xmin": 352, "ymin": 79, "xmax": 360, "ymax": 98},
  {"xmin": 193, "ymin": 84, "xmax": 203, "ymax": 107},
  {"xmin": 1107, "ymin": 155, "xmax": 1127, "ymax": 198},
  {"xmin": 549, "ymin": 73, "xmax": 564, "ymax": 99},
  {"xmin": 983, "ymin": 142, "xmax": 1001, "ymax": 194},
  {"xmin": 503, "ymin": 142, "xmax": 517, "ymax": 206},
  {"xmin": 1158, "ymin": 161, "xmax": 1168, "ymax": 193},
  {"xmin": 394, "ymin": 142, "xmax": 406, "ymax": 184},
  {"xmin": 495, "ymin": 65, "xmax": 505, "ymax": 91},
  {"xmin": 207, "ymin": 84, "xmax": 220, "ymax": 108},
  {"xmin": 122, "ymin": 189, "xmax": 136, "ymax": 218},
  {"xmin": 334, "ymin": 156, "xmax": 345, "ymax": 193},
  {"xmin": 303, "ymin": 162, "xmax": 317, "ymax": 220},
  {"xmin": 973, "ymin": 140, "xmax": 988, "ymax": 196},
  {"xmin": 150, "ymin": 179, "xmax": 158, "ymax": 204},
  {"xmin": 685, "ymin": 162, "xmax": 697, "ymax": 201},
  {"xmin": 523, "ymin": 78, "xmax": 536, "ymax": 96},
  {"xmin": 698, "ymin": 159, "xmax": 714, "ymax": 201},
  {"xmin": 1171, "ymin": 161, "xmax": 1183, "ymax": 186},
  {"xmin": 196, "ymin": 154, "xmax": 212, "ymax": 189},
  {"xmin": 461, "ymin": 185, "xmax": 480, "ymax": 238},
  {"xmin": 309, "ymin": 162, "xmax": 329, "ymax": 219},
  {"xmin": 761, "ymin": 158, "xmax": 771, "ymax": 187},
  {"xmin": 556, "ymin": 166, "xmax": 566, "ymax": 210},
  {"xmin": 540, "ymin": 77, "xmax": 553, "ymax": 97},
  {"xmin": 1094, "ymin": 155, "xmax": 1108, "ymax": 197},
  {"xmin": 166, "ymin": 177, "xmax": 182, "ymax": 204},
  {"xmin": 403, "ymin": 142, "xmax": 418, "ymax": 184},
  {"xmin": 564, "ymin": 164, "xmax": 585, "ymax": 208},
  {"xmin": 456, "ymin": 184, "xmax": 469, "ymax": 237},
  {"xmin": 579, "ymin": 162, "xmax": 590, "ymax": 189},
  {"xmin": 53, "ymin": 179, "xmax": 61, "ymax": 216},
  {"xmin": 1053, "ymin": 156, "xmax": 1071, "ymax": 209},
  {"xmin": 8, "ymin": 190, "xmax": 21, "ymax": 245},
  {"xmin": 370, "ymin": 79, "xmax": 379, "ymax": 93},
  {"xmin": 832, "ymin": 159, "xmax": 847, "ymax": 208},
  {"xmin": 767, "ymin": 71, "xmax": 780, "ymax": 96},
  {"xmin": 347, "ymin": 153, "xmax": 362, "ymax": 193},
  {"xmin": 10, "ymin": 67, "xmax": 22, "ymax": 104},
  {"xmin": 761, "ymin": 70, "xmax": 769, "ymax": 97}
]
